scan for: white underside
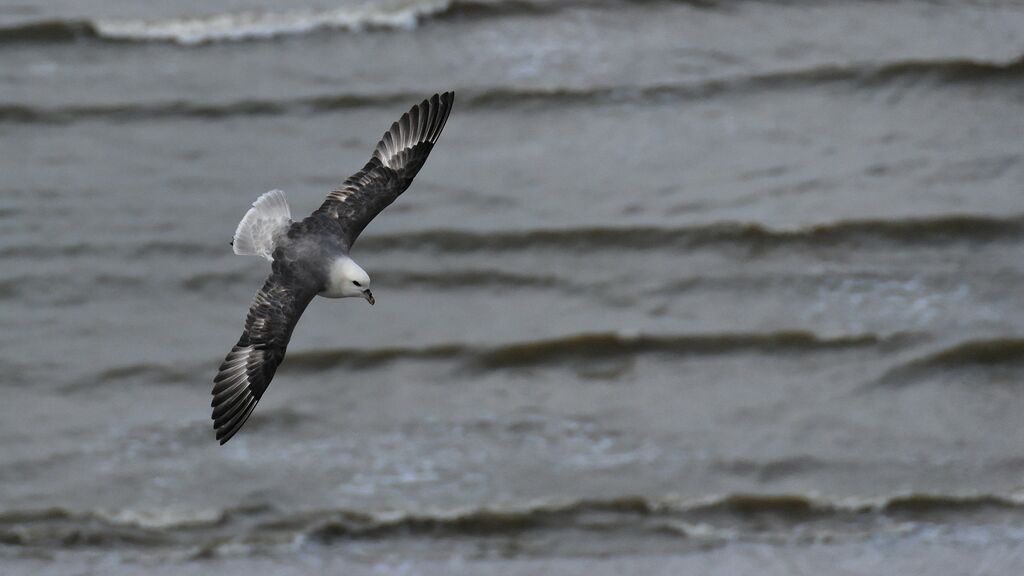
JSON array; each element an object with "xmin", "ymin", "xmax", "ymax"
[{"xmin": 233, "ymin": 189, "xmax": 292, "ymax": 261}]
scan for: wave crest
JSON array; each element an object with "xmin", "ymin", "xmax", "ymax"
[
  {"xmin": 9, "ymin": 215, "xmax": 1020, "ymax": 263},
  {"xmin": 0, "ymin": 0, "xmax": 552, "ymax": 46},
  {"xmin": 3, "ymin": 53, "xmax": 1023, "ymax": 128},
  {"xmin": 877, "ymin": 338, "xmax": 1024, "ymax": 386},
  {"xmin": 282, "ymin": 330, "xmax": 903, "ymax": 373},
  {"xmin": 359, "ymin": 215, "xmax": 1024, "ymax": 253},
  {"xmin": 5, "ymin": 492, "xmax": 1023, "ymax": 549},
  {"xmin": 5, "ymin": 56, "xmax": 1024, "ymax": 125}
]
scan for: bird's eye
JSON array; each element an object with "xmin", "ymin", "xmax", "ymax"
[{"xmin": 353, "ymin": 281, "xmax": 362, "ymax": 287}]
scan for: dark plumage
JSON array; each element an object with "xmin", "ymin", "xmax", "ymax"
[
  {"xmin": 211, "ymin": 92, "xmax": 454, "ymax": 444},
  {"xmin": 316, "ymin": 92, "xmax": 454, "ymax": 248}
]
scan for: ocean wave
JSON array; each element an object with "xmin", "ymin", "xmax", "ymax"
[
  {"xmin": 876, "ymin": 338, "xmax": 1024, "ymax": 386},
  {"xmin": 463, "ymin": 56, "xmax": 1024, "ymax": 105},
  {"xmin": 0, "ymin": 504, "xmax": 269, "ymax": 548},
  {"xmin": 359, "ymin": 215, "xmax": 1024, "ymax": 253},
  {"xmin": 94, "ymin": 363, "xmax": 198, "ymax": 385},
  {"xmin": 0, "ymin": 19, "xmax": 98, "ymax": 44},
  {"xmin": 0, "ymin": 508, "xmax": 171, "ymax": 548},
  {"xmin": 0, "ymin": 240, "xmax": 222, "ymax": 259},
  {"xmin": 4, "ymin": 492, "xmax": 1022, "ymax": 550},
  {"xmin": 4, "ymin": 215, "xmax": 1021, "ymax": 265},
  {"xmin": 372, "ymin": 268, "xmax": 566, "ymax": 290},
  {"xmin": 0, "ymin": 0, "xmax": 556, "ymax": 46},
  {"xmin": 9, "ymin": 2, "xmax": 1022, "ymax": 54},
  {"xmin": 62, "ymin": 330, "xmax": 902, "ymax": 391},
  {"xmin": 898, "ymin": 338, "xmax": 1024, "ymax": 370},
  {"xmin": 0, "ymin": 94, "xmax": 410, "ymax": 125},
  {"xmin": 3, "ymin": 56, "xmax": 1023, "ymax": 125},
  {"xmin": 282, "ymin": 330, "xmax": 903, "ymax": 373}
]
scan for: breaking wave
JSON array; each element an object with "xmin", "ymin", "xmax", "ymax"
[
  {"xmin": 4, "ymin": 492, "xmax": 1022, "ymax": 550},
  {"xmin": 0, "ymin": 0, "xmax": 556, "ymax": 46}
]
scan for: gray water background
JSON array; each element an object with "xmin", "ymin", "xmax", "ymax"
[{"xmin": 2, "ymin": 0, "xmax": 1024, "ymax": 573}]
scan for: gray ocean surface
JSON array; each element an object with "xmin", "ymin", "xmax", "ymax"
[{"xmin": 3, "ymin": 0, "xmax": 1024, "ymax": 574}]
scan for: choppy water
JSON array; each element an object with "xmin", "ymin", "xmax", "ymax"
[{"xmin": 3, "ymin": 0, "xmax": 1024, "ymax": 574}]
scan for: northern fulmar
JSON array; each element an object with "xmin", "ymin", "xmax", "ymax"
[{"xmin": 211, "ymin": 92, "xmax": 454, "ymax": 444}]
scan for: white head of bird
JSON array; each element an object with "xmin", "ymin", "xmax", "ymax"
[{"xmin": 324, "ymin": 256, "xmax": 374, "ymax": 304}]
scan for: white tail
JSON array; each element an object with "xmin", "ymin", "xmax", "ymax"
[{"xmin": 232, "ymin": 189, "xmax": 292, "ymax": 261}]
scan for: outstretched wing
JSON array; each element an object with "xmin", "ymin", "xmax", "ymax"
[
  {"xmin": 211, "ymin": 272, "xmax": 317, "ymax": 444},
  {"xmin": 315, "ymin": 92, "xmax": 454, "ymax": 247}
]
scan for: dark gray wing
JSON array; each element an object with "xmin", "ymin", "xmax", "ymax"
[
  {"xmin": 211, "ymin": 272, "xmax": 317, "ymax": 445},
  {"xmin": 315, "ymin": 92, "xmax": 454, "ymax": 247}
]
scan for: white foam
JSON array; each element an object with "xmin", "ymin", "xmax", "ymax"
[
  {"xmin": 98, "ymin": 506, "xmax": 224, "ymax": 529},
  {"xmin": 93, "ymin": 1, "xmax": 453, "ymax": 45}
]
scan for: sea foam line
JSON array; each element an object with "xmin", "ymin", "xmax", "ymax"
[
  {"xmin": 0, "ymin": 0, "xmax": 539, "ymax": 45},
  {"xmin": 4, "ymin": 491, "xmax": 1024, "ymax": 549},
  {"xmin": 92, "ymin": 4, "xmax": 433, "ymax": 44}
]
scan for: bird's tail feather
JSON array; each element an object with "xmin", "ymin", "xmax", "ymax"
[{"xmin": 232, "ymin": 189, "xmax": 292, "ymax": 261}]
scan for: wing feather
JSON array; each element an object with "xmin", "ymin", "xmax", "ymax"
[
  {"xmin": 211, "ymin": 272, "xmax": 316, "ymax": 444},
  {"xmin": 315, "ymin": 92, "xmax": 454, "ymax": 247}
]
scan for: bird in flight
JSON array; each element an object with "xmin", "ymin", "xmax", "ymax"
[{"xmin": 211, "ymin": 93, "xmax": 454, "ymax": 444}]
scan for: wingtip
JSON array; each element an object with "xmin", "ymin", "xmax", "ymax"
[
  {"xmin": 214, "ymin": 400, "xmax": 256, "ymax": 445},
  {"xmin": 438, "ymin": 91, "xmax": 455, "ymax": 107},
  {"xmin": 424, "ymin": 91, "xmax": 455, "ymax": 107}
]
